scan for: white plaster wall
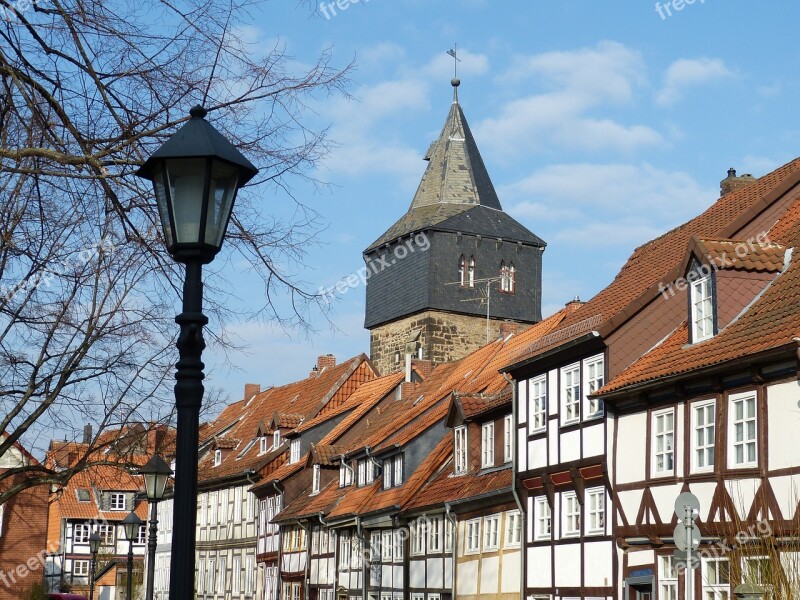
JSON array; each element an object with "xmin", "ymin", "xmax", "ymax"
[
  {"xmin": 410, "ymin": 561, "xmax": 425, "ymax": 588},
  {"xmin": 554, "ymin": 544, "xmax": 580, "ymax": 586},
  {"xmin": 626, "ymin": 549, "xmax": 654, "ymax": 567},
  {"xmin": 427, "ymin": 557, "xmax": 443, "ymax": 588},
  {"xmin": 768, "ymin": 380, "xmax": 800, "ymax": 470},
  {"xmin": 615, "ymin": 413, "xmax": 647, "ymax": 484},
  {"xmin": 518, "ymin": 428, "xmax": 528, "ymax": 472},
  {"xmin": 479, "ymin": 556, "xmax": 499, "ymax": 594},
  {"xmin": 457, "ymin": 560, "xmax": 478, "ymax": 595},
  {"xmin": 529, "ymin": 437, "xmax": 547, "ymax": 471},
  {"xmin": 527, "ymin": 547, "xmax": 551, "ymax": 587},
  {"xmin": 548, "ymin": 369, "xmax": 558, "ymax": 416},
  {"xmin": 583, "ymin": 423, "xmax": 604, "ymax": 458},
  {"xmin": 561, "ymin": 430, "xmax": 580, "ymax": 463},
  {"xmin": 688, "ymin": 482, "xmax": 717, "ymax": 522},
  {"xmin": 584, "ymin": 541, "xmax": 613, "ymax": 587},
  {"xmin": 519, "ymin": 379, "xmax": 528, "ymax": 424},
  {"xmin": 500, "ymin": 551, "xmax": 520, "ymax": 593}
]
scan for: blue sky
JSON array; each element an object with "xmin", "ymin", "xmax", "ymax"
[{"xmin": 204, "ymin": 0, "xmax": 800, "ymax": 403}]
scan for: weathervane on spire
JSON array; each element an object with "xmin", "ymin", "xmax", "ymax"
[{"xmin": 447, "ymin": 44, "xmax": 461, "ymax": 79}]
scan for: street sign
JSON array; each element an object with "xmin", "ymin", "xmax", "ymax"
[
  {"xmin": 673, "ymin": 522, "xmax": 701, "ymax": 552},
  {"xmin": 673, "ymin": 548, "xmax": 700, "ymax": 570},
  {"xmin": 674, "ymin": 492, "xmax": 700, "ymax": 519}
]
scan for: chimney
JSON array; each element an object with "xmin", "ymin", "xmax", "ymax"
[
  {"xmin": 309, "ymin": 365, "xmax": 319, "ymax": 379},
  {"xmin": 565, "ymin": 296, "xmax": 585, "ymax": 314},
  {"xmin": 401, "ymin": 381, "xmax": 418, "ymax": 400},
  {"xmin": 244, "ymin": 383, "xmax": 261, "ymax": 401},
  {"xmin": 499, "ymin": 321, "xmax": 520, "ymax": 338},
  {"xmin": 410, "ymin": 359, "xmax": 433, "ymax": 379},
  {"xmin": 83, "ymin": 423, "xmax": 92, "ymax": 444},
  {"xmin": 317, "ymin": 354, "xmax": 336, "ymax": 371},
  {"xmin": 720, "ymin": 168, "xmax": 757, "ymax": 196}
]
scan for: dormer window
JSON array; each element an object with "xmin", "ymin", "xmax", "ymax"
[
  {"xmin": 214, "ymin": 449, "xmax": 222, "ymax": 467},
  {"xmin": 339, "ymin": 461, "xmax": 352, "ymax": 487},
  {"xmin": 690, "ymin": 274, "xmax": 714, "ymax": 342},
  {"xmin": 110, "ymin": 492, "xmax": 127, "ymax": 511},
  {"xmin": 454, "ymin": 426, "xmax": 468, "ymax": 475},
  {"xmin": 273, "ymin": 431, "xmax": 281, "ymax": 449},
  {"xmin": 312, "ymin": 465, "xmax": 320, "ymax": 494},
  {"xmin": 259, "ymin": 436, "xmax": 268, "ymax": 455},
  {"xmin": 289, "ymin": 439, "xmax": 300, "ymax": 464}
]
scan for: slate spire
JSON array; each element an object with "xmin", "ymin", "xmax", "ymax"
[{"xmin": 408, "ymin": 79, "xmax": 503, "ymax": 211}]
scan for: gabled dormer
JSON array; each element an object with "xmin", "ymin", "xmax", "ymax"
[
  {"xmin": 669, "ymin": 236, "xmax": 786, "ymax": 344},
  {"xmin": 445, "ymin": 391, "xmax": 513, "ymax": 476}
]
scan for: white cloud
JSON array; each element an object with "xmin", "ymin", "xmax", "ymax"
[
  {"xmin": 656, "ymin": 58, "xmax": 734, "ymax": 107},
  {"xmin": 476, "ymin": 42, "xmax": 661, "ymax": 155}
]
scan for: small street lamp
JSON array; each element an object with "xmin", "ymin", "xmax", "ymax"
[
  {"xmin": 122, "ymin": 511, "xmax": 144, "ymax": 600},
  {"xmin": 139, "ymin": 455, "xmax": 173, "ymax": 600},
  {"xmin": 135, "ymin": 106, "xmax": 258, "ymax": 600},
  {"xmin": 88, "ymin": 532, "xmax": 101, "ymax": 600}
]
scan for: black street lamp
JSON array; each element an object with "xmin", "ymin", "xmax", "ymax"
[
  {"xmin": 139, "ymin": 455, "xmax": 173, "ymax": 600},
  {"xmin": 122, "ymin": 511, "xmax": 144, "ymax": 600},
  {"xmin": 135, "ymin": 106, "xmax": 258, "ymax": 600},
  {"xmin": 88, "ymin": 532, "xmax": 101, "ymax": 600}
]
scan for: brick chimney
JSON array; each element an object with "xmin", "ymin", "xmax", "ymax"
[
  {"xmin": 83, "ymin": 423, "xmax": 92, "ymax": 444},
  {"xmin": 499, "ymin": 321, "xmax": 520, "ymax": 338},
  {"xmin": 309, "ymin": 365, "xmax": 319, "ymax": 379},
  {"xmin": 317, "ymin": 354, "xmax": 336, "ymax": 371},
  {"xmin": 244, "ymin": 383, "xmax": 261, "ymax": 401},
  {"xmin": 565, "ymin": 296, "xmax": 585, "ymax": 314},
  {"xmin": 720, "ymin": 168, "xmax": 757, "ymax": 196},
  {"xmin": 401, "ymin": 381, "xmax": 418, "ymax": 400}
]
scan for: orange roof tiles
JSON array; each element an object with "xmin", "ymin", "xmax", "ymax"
[{"xmin": 694, "ymin": 238, "xmax": 785, "ymax": 273}]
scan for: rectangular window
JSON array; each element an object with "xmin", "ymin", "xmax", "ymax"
[
  {"xmin": 383, "ymin": 459, "xmax": 392, "ymax": 489},
  {"xmin": 290, "ymin": 439, "xmax": 301, "ymax": 464},
  {"xmin": 370, "ymin": 531, "xmax": 381, "ymax": 562},
  {"xmin": 505, "ymin": 511, "xmax": 521, "ymax": 547},
  {"xmin": 481, "ymin": 422, "xmax": 495, "ymax": 468},
  {"xmin": 584, "ymin": 356, "xmax": 605, "ymax": 418},
  {"xmin": 530, "ymin": 376, "xmax": 547, "ymax": 432},
  {"xmin": 352, "ymin": 536, "xmax": 362, "ymax": 569},
  {"xmin": 340, "ymin": 462, "xmax": 352, "ymax": 487},
  {"xmin": 312, "ymin": 528, "xmax": 320, "ymax": 554},
  {"xmin": 563, "ymin": 492, "xmax": 581, "ymax": 537},
  {"xmin": 234, "ymin": 486, "xmax": 243, "ymax": 521},
  {"xmin": 393, "ymin": 530, "xmax": 404, "ymax": 562},
  {"xmin": 210, "ymin": 491, "xmax": 219, "ymax": 525},
  {"xmin": 691, "ymin": 276, "xmax": 714, "ymax": 342},
  {"xmin": 382, "ymin": 531, "xmax": 393, "ymax": 562},
  {"xmin": 413, "ymin": 518, "xmax": 426, "ymax": 555},
  {"xmin": 218, "ymin": 556, "xmax": 227, "ymax": 594},
  {"xmin": 312, "ymin": 464, "xmax": 321, "ymax": 494},
  {"xmin": 445, "ymin": 518, "xmax": 453, "ymax": 553},
  {"xmin": 73, "ymin": 523, "xmax": 90, "ymax": 544},
  {"xmin": 207, "ymin": 557, "xmax": 215, "ymax": 593},
  {"xmin": 214, "ymin": 449, "xmax": 222, "ymax": 466},
  {"xmin": 260, "ymin": 436, "xmax": 268, "ymax": 454},
  {"xmin": 534, "ymin": 497, "xmax": 551, "ymax": 541},
  {"xmin": 659, "ymin": 555, "xmax": 678, "ymax": 600},
  {"xmin": 136, "ymin": 524, "xmax": 147, "ymax": 544},
  {"xmin": 73, "ymin": 560, "xmax": 90, "ymax": 576},
  {"xmin": 110, "ymin": 492, "xmax": 127, "ymax": 511},
  {"xmin": 466, "ymin": 519, "xmax": 480, "ymax": 554},
  {"xmin": 729, "ymin": 392, "xmax": 757, "ymax": 468},
  {"xmin": 273, "ymin": 431, "xmax": 281, "ymax": 449},
  {"xmin": 98, "ymin": 524, "xmax": 114, "ymax": 546},
  {"xmin": 561, "ymin": 364, "xmax": 581, "ymax": 424},
  {"xmin": 366, "ymin": 460, "xmax": 375, "ymax": 484},
  {"xmin": 245, "ymin": 556, "xmax": 254, "ymax": 594},
  {"xmin": 653, "ymin": 409, "xmax": 675, "ymax": 475},
  {"xmin": 412, "ymin": 595, "xmax": 425, "ymax": 600},
  {"xmin": 586, "ymin": 488, "xmax": 605, "ymax": 535},
  {"xmin": 247, "ymin": 490, "xmax": 255, "ymax": 520},
  {"xmin": 454, "ymin": 426, "xmax": 468, "ymax": 474},
  {"xmin": 503, "ymin": 415, "xmax": 513, "ymax": 463},
  {"xmin": 702, "ymin": 558, "xmax": 730, "ymax": 600},
  {"xmin": 394, "ymin": 455, "xmax": 403, "ymax": 486},
  {"xmin": 483, "ymin": 515, "xmax": 500, "ymax": 550},
  {"xmin": 428, "ymin": 517, "xmax": 442, "ymax": 553},
  {"xmin": 692, "ymin": 400, "xmax": 716, "ymax": 472},
  {"xmin": 292, "ymin": 583, "xmax": 301, "ymax": 600},
  {"xmin": 340, "ymin": 532, "xmax": 351, "ymax": 568},
  {"xmin": 232, "ymin": 556, "xmax": 241, "ymax": 595}
]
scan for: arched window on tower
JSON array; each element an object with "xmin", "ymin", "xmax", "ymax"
[
  {"xmin": 500, "ymin": 262, "xmax": 516, "ymax": 294},
  {"xmin": 458, "ymin": 255, "xmax": 466, "ymax": 286},
  {"xmin": 468, "ymin": 256, "xmax": 476, "ymax": 288}
]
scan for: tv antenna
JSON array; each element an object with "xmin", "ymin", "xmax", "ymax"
[{"xmin": 447, "ymin": 276, "xmax": 503, "ymax": 343}]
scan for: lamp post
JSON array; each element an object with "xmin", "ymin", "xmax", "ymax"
[
  {"xmin": 88, "ymin": 532, "xmax": 101, "ymax": 600},
  {"xmin": 135, "ymin": 106, "xmax": 258, "ymax": 600},
  {"xmin": 122, "ymin": 511, "xmax": 144, "ymax": 600},
  {"xmin": 139, "ymin": 455, "xmax": 173, "ymax": 600}
]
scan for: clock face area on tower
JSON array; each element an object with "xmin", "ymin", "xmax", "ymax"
[{"xmin": 363, "ymin": 80, "xmax": 546, "ymax": 376}]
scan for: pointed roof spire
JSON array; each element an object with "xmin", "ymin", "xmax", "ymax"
[{"xmin": 408, "ymin": 80, "xmax": 502, "ymax": 211}]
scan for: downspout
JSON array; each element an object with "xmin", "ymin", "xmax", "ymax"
[
  {"xmin": 272, "ymin": 481, "xmax": 283, "ymax": 600},
  {"xmin": 504, "ymin": 371, "xmax": 526, "ymax": 600},
  {"xmin": 445, "ymin": 504, "xmax": 456, "ymax": 600},
  {"xmin": 356, "ymin": 516, "xmax": 367, "ymax": 600}
]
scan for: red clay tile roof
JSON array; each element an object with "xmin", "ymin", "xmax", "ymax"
[
  {"xmin": 692, "ymin": 237, "xmax": 785, "ymax": 273},
  {"xmin": 403, "ymin": 463, "xmax": 512, "ymax": 513},
  {"xmin": 456, "ymin": 391, "xmax": 511, "ymax": 420},
  {"xmin": 506, "ymin": 157, "xmax": 800, "ymax": 369},
  {"xmin": 312, "ymin": 445, "xmax": 348, "ymax": 466},
  {"xmin": 273, "ymin": 413, "xmax": 305, "ymax": 429},
  {"xmin": 56, "ymin": 464, "xmax": 149, "ymax": 521}
]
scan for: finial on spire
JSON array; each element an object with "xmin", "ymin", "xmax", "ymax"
[{"xmin": 447, "ymin": 45, "xmax": 462, "ymax": 103}]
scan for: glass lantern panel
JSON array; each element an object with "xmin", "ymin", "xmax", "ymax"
[
  {"xmin": 164, "ymin": 158, "xmax": 207, "ymax": 245},
  {"xmin": 204, "ymin": 160, "xmax": 239, "ymax": 248},
  {"xmin": 152, "ymin": 167, "xmax": 174, "ymax": 248}
]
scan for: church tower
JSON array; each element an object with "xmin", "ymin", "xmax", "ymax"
[{"xmin": 363, "ymin": 79, "xmax": 546, "ymax": 375}]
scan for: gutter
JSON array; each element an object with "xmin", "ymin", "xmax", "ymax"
[{"xmin": 445, "ymin": 503, "xmax": 456, "ymax": 600}]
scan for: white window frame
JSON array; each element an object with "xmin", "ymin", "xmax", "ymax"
[
  {"xmin": 383, "ymin": 459, "xmax": 392, "ymax": 489},
  {"xmin": 312, "ymin": 464, "xmax": 321, "ymax": 494},
  {"xmin": 234, "ymin": 486, "xmax": 243, "ymax": 521},
  {"xmin": 73, "ymin": 559, "xmax": 90, "ymax": 577},
  {"xmin": 659, "ymin": 555, "xmax": 678, "ymax": 600},
  {"xmin": 73, "ymin": 523, "xmax": 90, "ymax": 544},
  {"xmin": 586, "ymin": 487, "xmax": 605, "ymax": 535},
  {"xmin": 290, "ymin": 439, "xmax": 301, "ymax": 464},
  {"xmin": 690, "ymin": 275, "xmax": 714, "ymax": 343},
  {"xmin": 136, "ymin": 524, "xmax": 147, "ymax": 544},
  {"xmin": 428, "ymin": 517, "xmax": 442, "ymax": 553},
  {"xmin": 563, "ymin": 492, "xmax": 581, "ymax": 538},
  {"xmin": 412, "ymin": 518, "xmax": 426, "ymax": 555},
  {"xmin": 652, "ymin": 408, "xmax": 675, "ymax": 476},
  {"xmin": 340, "ymin": 461, "xmax": 352, "ymax": 487},
  {"xmin": 393, "ymin": 530, "xmax": 404, "ymax": 562},
  {"xmin": 98, "ymin": 523, "xmax": 114, "ymax": 546},
  {"xmin": 259, "ymin": 436, "xmax": 268, "ymax": 455},
  {"xmin": 381, "ymin": 530, "xmax": 393, "ymax": 562},
  {"xmin": 340, "ymin": 532, "xmax": 351, "ymax": 568},
  {"xmin": 561, "ymin": 364, "xmax": 581, "ymax": 425},
  {"xmin": 691, "ymin": 399, "xmax": 716, "ymax": 473},
  {"xmin": 483, "ymin": 515, "xmax": 500, "ymax": 551},
  {"xmin": 702, "ymin": 557, "xmax": 730, "ymax": 600},
  {"xmin": 273, "ymin": 431, "xmax": 281, "ymax": 449},
  {"xmin": 454, "ymin": 426, "xmax": 468, "ymax": 475},
  {"xmin": 534, "ymin": 497, "xmax": 551, "ymax": 541},
  {"xmin": 394, "ymin": 455, "xmax": 403, "ymax": 486},
  {"xmin": 207, "ymin": 557, "xmax": 216, "ymax": 593},
  {"xmin": 729, "ymin": 391, "xmax": 758, "ymax": 468},
  {"xmin": 465, "ymin": 518, "xmax": 480, "ymax": 554},
  {"xmin": 481, "ymin": 422, "xmax": 495, "ymax": 468},
  {"xmin": 110, "ymin": 492, "xmax": 127, "ymax": 511},
  {"xmin": 444, "ymin": 518, "xmax": 453, "ymax": 553},
  {"xmin": 210, "ymin": 491, "xmax": 218, "ymax": 525},
  {"xmin": 505, "ymin": 511, "xmax": 521, "ymax": 547},
  {"xmin": 357, "ymin": 461, "xmax": 366, "ymax": 487},
  {"xmin": 503, "ymin": 415, "xmax": 513, "ymax": 463},
  {"xmin": 232, "ymin": 556, "xmax": 241, "ymax": 595},
  {"xmin": 214, "ymin": 449, "xmax": 222, "ymax": 466},
  {"xmin": 245, "ymin": 555, "xmax": 254, "ymax": 594},
  {"xmin": 583, "ymin": 355, "xmax": 605, "ymax": 419},
  {"xmin": 529, "ymin": 375, "xmax": 547, "ymax": 433},
  {"xmin": 217, "ymin": 555, "xmax": 227, "ymax": 594}
]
